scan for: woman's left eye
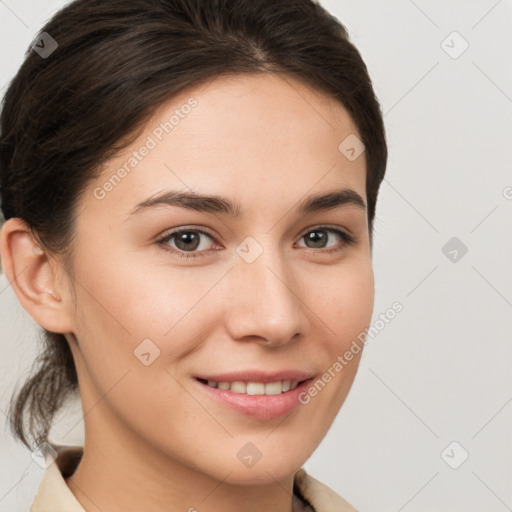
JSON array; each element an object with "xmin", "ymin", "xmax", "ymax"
[
  {"xmin": 156, "ymin": 226, "xmax": 355, "ymax": 259},
  {"xmin": 296, "ymin": 227, "xmax": 355, "ymax": 253}
]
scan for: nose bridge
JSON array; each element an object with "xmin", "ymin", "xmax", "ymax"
[{"xmin": 225, "ymin": 238, "xmax": 307, "ymax": 344}]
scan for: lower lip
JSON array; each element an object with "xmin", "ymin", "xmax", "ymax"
[{"xmin": 195, "ymin": 378, "xmax": 314, "ymax": 419}]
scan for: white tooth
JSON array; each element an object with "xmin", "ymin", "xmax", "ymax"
[
  {"xmin": 282, "ymin": 380, "xmax": 291, "ymax": 392},
  {"xmin": 290, "ymin": 380, "xmax": 298, "ymax": 390},
  {"xmin": 246, "ymin": 382, "xmax": 265, "ymax": 395},
  {"xmin": 265, "ymin": 381, "xmax": 283, "ymax": 395},
  {"xmin": 207, "ymin": 380, "xmax": 218, "ymax": 388},
  {"xmin": 217, "ymin": 381, "xmax": 230, "ymax": 390},
  {"xmin": 230, "ymin": 381, "xmax": 247, "ymax": 394}
]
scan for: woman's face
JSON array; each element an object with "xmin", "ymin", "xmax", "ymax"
[{"xmin": 61, "ymin": 72, "xmax": 374, "ymax": 483}]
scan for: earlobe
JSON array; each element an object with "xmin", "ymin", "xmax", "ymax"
[{"xmin": 0, "ymin": 218, "xmax": 74, "ymax": 333}]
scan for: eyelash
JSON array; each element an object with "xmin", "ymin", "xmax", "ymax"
[{"xmin": 156, "ymin": 226, "xmax": 356, "ymax": 259}]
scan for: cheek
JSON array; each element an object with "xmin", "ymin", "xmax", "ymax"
[
  {"xmin": 310, "ymin": 259, "xmax": 374, "ymax": 351},
  {"xmin": 70, "ymin": 256, "xmax": 213, "ymax": 445},
  {"xmin": 74, "ymin": 250, "xmax": 225, "ymax": 350},
  {"xmin": 70, "ymin": 255, "xmax": 232, "ymax": 425}
]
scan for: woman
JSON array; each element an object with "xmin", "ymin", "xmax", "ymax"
[{"xmin": 0, "ymin": 0, "xmax": 387, "ymax": 510}]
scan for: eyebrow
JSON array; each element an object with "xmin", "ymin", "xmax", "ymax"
[{"xmin": 129, "ymin": 187, "xmax": 366, "ymax": 218}]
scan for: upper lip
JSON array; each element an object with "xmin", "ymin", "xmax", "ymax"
[{"xmin": 195, "ymin": 370, "xmax": 315, "ymax": 383}]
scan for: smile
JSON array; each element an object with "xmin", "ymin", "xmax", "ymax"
[{"xmin": 194, "ymin": 374, "xmax": 315, "ymax": 419}]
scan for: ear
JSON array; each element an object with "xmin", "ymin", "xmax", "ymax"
[{"xmin": 0, "ymin": 218, "xmax": 75, "ymax": 333}]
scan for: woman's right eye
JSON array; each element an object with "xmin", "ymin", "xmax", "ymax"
[{"xmin": 156, "ymin": 228, "xmax": 217, "ymax": 259}]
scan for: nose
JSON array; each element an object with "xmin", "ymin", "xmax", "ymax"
[{"xmin": 224, "ymin": 246, "xmax": 309, "ymax": 347}]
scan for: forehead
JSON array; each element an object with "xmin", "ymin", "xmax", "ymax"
[{"xmin": 80, "ymin": 72, "xmax": 366, "ymax": 222}]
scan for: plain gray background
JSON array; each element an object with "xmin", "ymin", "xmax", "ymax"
[{"xmin": 1, "ymin": 1, "xmax": 511, "ymax": 511}]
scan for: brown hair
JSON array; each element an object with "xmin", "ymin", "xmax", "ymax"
[{"xmin": 0, "ymin": 0, "xmax": 387, "ymax": 450}]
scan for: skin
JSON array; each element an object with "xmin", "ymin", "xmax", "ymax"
[{"xmin": 0, "ymin": 72, "xmax": 374, "ymax": 512}]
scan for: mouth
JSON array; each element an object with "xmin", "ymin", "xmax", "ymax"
[{"xmin": 193, "ymin": 375, "xmax": 315, "ymax": 419}]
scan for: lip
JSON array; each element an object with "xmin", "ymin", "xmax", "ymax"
[
  {"xmin": 195, "ymin": 370, "xmax": 314, "ymax": 383},
  {"xmin": 194, "ymin": 374, "xmax": 315, "ymax": 419}
]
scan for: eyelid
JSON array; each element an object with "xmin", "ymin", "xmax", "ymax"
[
  {"xmin": 159, "ymin": 225, "xmax": 217, "ymax": 239},
  {"xmin": 158, "ymin": 224, "xmax": 350, "ymax": 243},
  {"xmin": 298, "ymin": 223, "xmax": 350, "ymax": 238}
]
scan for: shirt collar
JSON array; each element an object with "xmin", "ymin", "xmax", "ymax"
[
  {"xmin": 31, "ymin": 444, "xmax": 357, "ymax": 512},
  {"xmin": 30, "ymin": 445, "xmax": 85, "ymax": 512}
]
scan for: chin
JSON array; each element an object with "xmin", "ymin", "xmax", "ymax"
[
  {"xmin": 219, "ymin": 463, "xmax": 303, "ymax": 486},
  {"xmin": 200, "ymin": 442, "xmax": 310, "ymax": 486}
]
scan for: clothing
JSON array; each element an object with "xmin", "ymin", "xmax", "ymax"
[{"xmin": 31, "ymin": 444, "xmax": 358, "ymax": 512}]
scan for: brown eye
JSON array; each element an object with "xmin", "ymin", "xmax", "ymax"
[
  {"xmin": 157, "ymin": 228, "xmax": 216, "ymax": 258},
  {"xmin": 297, "ymin": 227, "xmax": 355, "ymax": 252}
]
